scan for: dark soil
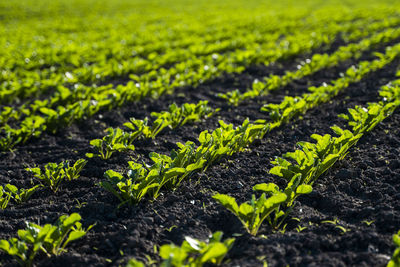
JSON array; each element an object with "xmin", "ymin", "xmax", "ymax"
[{"xmin": 0, "ymin": 38, "xmax": 399, "ymax": 267}]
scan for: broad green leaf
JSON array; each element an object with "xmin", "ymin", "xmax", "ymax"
[
  {"xmin": 213, "ymin": 194, "xmax": 239, "ymax": 214},
  {"xmin": 89, "ymin": 139, "xmax": 102, "ymax": 147},
  {"xmin": 200, "ymin": 243, "xmax": 227, "ymax": 263},
  {"xmin": 164, "ymin": 168, "xmax": 186, "ymax": 179},
  {"xmin": 296, "ymin": 184, "xmax": 313, "ymax": 194},
  {"xmin": 63, "ymin": 213, "xmax": 81, "ymax": 227},
  {"xmin": 65, "ymin": 231, "xmax": 86, "ymax": 243},
  {"xmin": 0, "ymin": 240, "xmax": 10, "ymax": 252},
  {"xmin": 253, "ymin": 183, "xmax": 280, "ymax": 194},
  {"xmin": 239, "ymin": 203, "xmax": 254, "ymax": 219},
  {"xmin": 264, "ymin": 193, "xmax": 287, "ymax": 209}
]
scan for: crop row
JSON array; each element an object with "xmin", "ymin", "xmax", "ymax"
[
  {"xmin": 215, "ymin": 79, "xmax": 400, "ymax": 235},
  {"xmin": 123, "ymin": 71, "xmax": 400, "ymax": 266},
  {"xmin": 2, "ymin": 7, "xmax": 394, "ymax": 87},
  {"xmin": 1, "ymin": 14, "xmax": 389, "ymax": 108},
  {"xmin": 2, "ymin": 19, "xmax": 400, "ymax": 152},
  {"xmin": 86, "ymin": 101, "xmax": 218, "ymax": 159},
  {"xmin": 93, "ymin": 43, "xmax": 399, "ymax": 211},
  {"xmin": 2, "ymin": 76, "xmax": 399, "ymax": 265},
  {"xmin": 219, "ymin": 25, "xmax": 400, "ymax": 105}
]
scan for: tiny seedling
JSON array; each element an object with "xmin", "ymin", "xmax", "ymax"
[
  {"xmin": 361, "ymin": 220, "xmax": 375, "ymax": 226},
  {"xmin": 296, "ymin": 225, "xmax": 308, "ymax": 233}
]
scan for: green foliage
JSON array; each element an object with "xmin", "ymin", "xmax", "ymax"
[
  {"xmin": 127, "ymin": 231, "xmax": 234, "ymax": 267},
  {"xmin": 213, "ymin": 181, "xmax": 311, "ymax": 235},
  {"xmin": 213, "ymin": 189, "xmax": 287, "ymax": 236},
  {"xmin": 2, "ymin": 3, "xmax": 400, "ymax": 151},
  {"xmin": 1, "ymin": 184, "xmax": 39, "ymax": 205},
  {"xmin": 87, "ymin": 101, "xmax": 217, "ymax": 160},
  {"xmin": 220, "ymin": 26, "xmax": 400, "ymax": 105},
  {"xmin": 64, "ymin": 159, "xmax": 88, "ymax": 181},
  {"xmin": 101, "ymin": 119, "xmax": 268, "ymax": 206},
  {"xmin": 86, "ymin": 128, "xmax": 136, "ymax": 159},
  {"xmin": 26, "ymin": 159, "xmax": 87, "ymax": 192},
  {"xmin": 0, "ymin": 213, "xmax": 93, "ymax": 267}
]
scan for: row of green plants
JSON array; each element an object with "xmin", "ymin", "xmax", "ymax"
[
  {"xmin": 0, "ymin": 159, "xmax": 86, "ymax": 210},
  {"xmin": 2, "ymin": 8, "xmax": 393, "ymax": 107},
  {"xmin": 0, "ymin": 213, "xmax": 94, "ymax": 267},
  {"xmin": 127, "ymin": 231, "xmax": 235, "ymax": 267},
  {"xmin": 1, "ymin": 17, "xmax": 397, "ymax": 152},
  {"xmin": 214, "ymin": 78, "xmax": 400, "ymax": 235},
  {"xmin": 123, "ymin": 73, "xmax": 400, "ymax": 266},
  {"xmin": 98, "ymin": 41, "xmax": 400, "ymax": 206},
  {"xmin": 0, "ymin": 213, "xmax": 234, "ymax": 267},
  {"xmin": 1, "ymin": 5, "xmax": 322, "ymax": 86},
  {"xmin": 219, "ymin": 24, "xmax": 400, "ymax": 105},
  {"xmin": 261, "ymin": 43, "xmax": 400, "ymax": 128},
  {"xmin": 126, "ymin": 73, "xmax": 400, "ymax": 265},
  {"xmin": 0, "ymin": 25, "xmax": 282, "ymax": 106},
  {"xmin": 86, "ymin": 101, "xmax": 219, "ymax": 159},
  {"xmin": 0, "ymin": 7, "xmax": 330, "ymax": 106},
  {"xmin": 2, "ymin": 12, "xmax": 395, "ymax": 117},
  {"xmin": 1, "ymin": 13, "xmax": 378, "ymax": 121},
  {"xmin": 4, "ymin": 79, "xmax": 398, "ymax": 266}
]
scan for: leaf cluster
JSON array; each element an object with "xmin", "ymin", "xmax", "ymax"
[
  {"xmin": 0, "ymin": 213, "xmax": 93, "ymax": 267},
  {"xmin": 127, "ymin": 231, "xmax": 235, "ymax": 267},
  {"xmin": 87, "ymin": 101, "xmax": 217, "ymax": 160},
  {"xmin": 26, "ymin": 159, "xmax": 87, "ymax": 192},
  {"xmin": 100, "ymin": 119, "xmax": 268, "ymax": 205},
  {"xmin": 0, "ymin": 184, "xmax": 39, "ymax": 209}
]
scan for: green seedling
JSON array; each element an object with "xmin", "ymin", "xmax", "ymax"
[
  {"xmin": 0, "ymin": 213, "xmax": 94, "ymax": 267},
  {"xmin": 127, "ymin": 231, "xmax": 234, "ymax": 267},
  {"xmin": 214, "ymin": 179, "xmax": 312, "ymax": 236},
  {"xmin": 86, "ymin": 128, "xmax": 135, "ymax": 160},
  {"xmin": 213, "ymin": 186, "xmax": 287, "ymax": 236},
  {"xmin": 65, "ymin": 159, "xmax": 87, "ymax": 181},
  {"xmin": 3, "ymin": 184, "xmax": 39, "ymax": 204},
  {"xmin": 26, "ymin": 159, "xmax": 86, "ymax": 192}
]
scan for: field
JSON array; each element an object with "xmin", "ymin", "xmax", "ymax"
[{"xmin": 1, "ymin": 0, "xmax": 400, "ymax": 266}]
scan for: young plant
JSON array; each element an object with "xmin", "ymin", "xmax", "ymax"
[
  {"xmin": 40, "ymin": 213, "xmax": 94, "ymax": 256},
  {"xmin": 26, "ymin": 159, "xmax": 86, "ymax": 192},
  {"xmin": 148, "ymin": 101, "xmax": 218, "ymax": 137},
  {"xmin": 214, "ymin": 178, "xmax": 312, "ymax": 236},
  {"xmin": 0, "ymin": 213, "xmax": 93, "ymax": 267},
  {"xmin": 64, "ymin": 159, "xmax": 87, "ymax": 181},
  {"xmin": 3, "ymin": 184, "xmax": 39, "ymax": 204},
  {"xmin": 88, "ymin": 101, "xmax": 217, "ymax": 160},
  {"xmin": 26, "ymin": 162, "xmax": 65, "ymax": 192},
  {"xmin": 127, "ymin": 231, "xmax": 235, "ymax": 267},
  {"xmin": 269, "ymin": 130, "xmax": 358, "ymax": 186},
  {"xmin": 86, "ymin": 128, "xmax": 135, "ymax": 160},
  {"xmin": 213, "ymin": 184, "xmax": 287, "ymax": 236},
  {"xmin": 255, "ymin": 175, "xmax": 312, "ymax": 228}
]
